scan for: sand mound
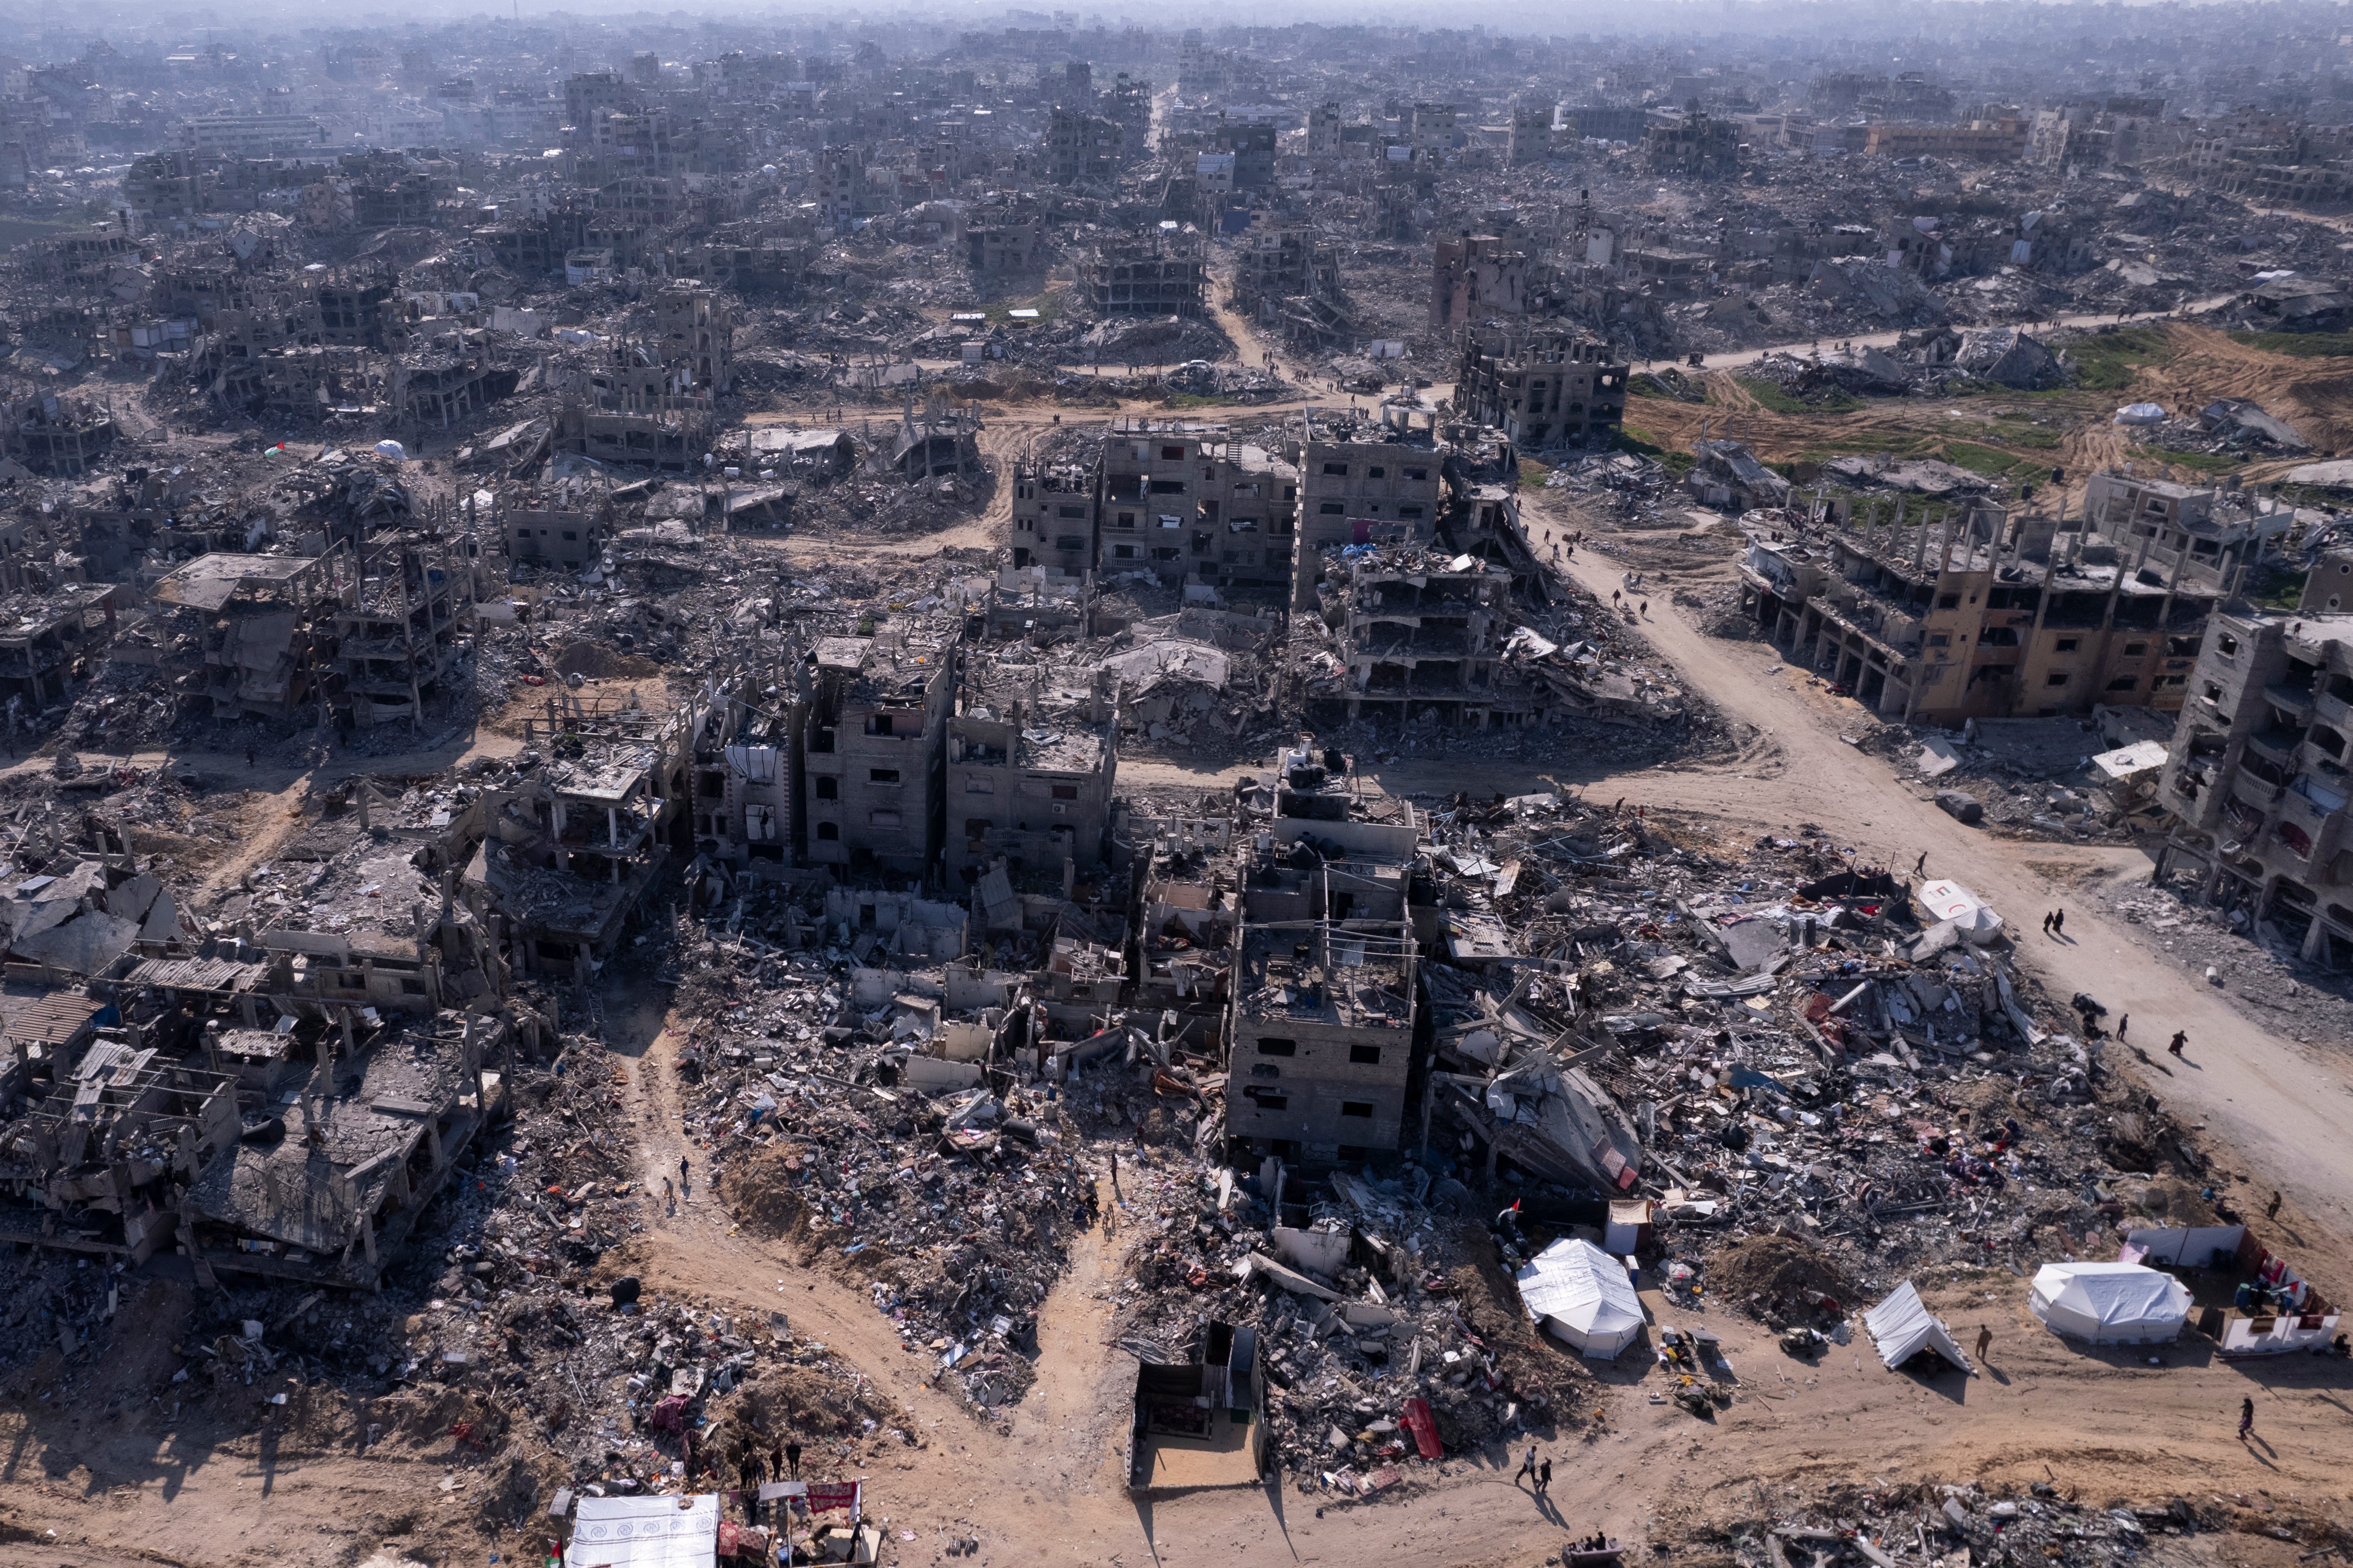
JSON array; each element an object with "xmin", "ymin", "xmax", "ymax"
[{"xmin": 1710, "ymin": 1233, "xmax": 1859, "ymax": 1321}]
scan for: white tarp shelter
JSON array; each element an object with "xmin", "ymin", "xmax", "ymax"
[
  {"xmin": 567, "ymin": 1493, "xmax": 721, "ymax": 1566},
  {"xmin": 1863, "ymin": 1281, "xmax": 1973, "ymax": 1373},
  {"xmin": 2029, "ymin": 1262, "xmax": 2191, "ymax": 1344},
  {"xmin": 1915, "ymin": 879, "xmax": 2004, "ymax": 945},
  {"xmin": 1516, "ymin": 1238, "xmax": 1645, "ymax": 1358}
]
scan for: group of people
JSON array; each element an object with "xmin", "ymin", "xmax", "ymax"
[{"xmin": 731, "ymin": 1438, "xmax": 805, "ymax": 1524}]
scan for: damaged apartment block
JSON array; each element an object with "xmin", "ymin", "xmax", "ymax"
[
  {"xmin": 148, "ymin": 547, "xmax": 360, "ymax": 723},
  {"xmin": 467, "ymin": 694, "xmax": 693, "ymax": 982},
  {"xmin": 2153, "ymin": 607, "xmax": 2353, "ymax": 969},
  {"xmin": 799, "ymin": 626, "xmax": 958, "ymax": 877},
  {"xmin": 1738, "ymin": 471, "xmax": 2283, "ymax": 724},
  {"xmin": 1226, "ymin": 748, "xmax": 1421, "ymax": 1166},
  {"xmin": 946, "ymin": 652, "xmax": 1119, "ymax": 886},
  {"xmin": 1450, "ymin": 322, "xmax": 1630, "ymax": 454}
]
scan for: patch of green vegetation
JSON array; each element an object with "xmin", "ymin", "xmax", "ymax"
[
  {"xmin": 1732, "ymin": 377, "xmax": 1861, "ymax": 415},
  {"xmin": 1162, "ymin": 392, "xmax": 1237, "ymax": 409},
  {"xmin": 1987, "ymin": 419, "xmax": 2063, "ymax": 450},
  {"xmin": 2247, "ymin": 568, "xmax": 2308, "ymax": 610},
  {"xmin": 2149, "ymin": 447, "xmax": 2246, "ymax": 475},
  {"xmin": 976, "ymin": 285, "xmax": 1067, "ymax": 325},
  {"xmin": 2063, "ymin": 324, "xmax": 2175, "ymax": 391},
  {"xmin": 1629, "ymin": 373, "xmax": 1678, "ymax": 399},
  {"xmin": 1517, "ymin": 457, "xmax": 1553, "ymax": 487},
  {"xmin": 1617, "ymin": 426, "xmax": 1695, "ymax": 478},
  {"xmin": 1940, "ymin": 442, "xmax": 2042, "ymax": 481},
  {"xmin": 2228, "ymin": 331, "xmax": 2353, "ymax": 358}
]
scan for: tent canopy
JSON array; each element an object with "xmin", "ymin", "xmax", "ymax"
[
  {"xmin": 2029, "ymin": 1262, "xmax": 2191, "ymax": 1344},
  {"xmin": 1516, "ymin": 1238, "xmax": 1645, "ymax": 1358},
  {"xmin": 1863, "ymin": 1280, "xmax": 1973, "ymax": 1373}
]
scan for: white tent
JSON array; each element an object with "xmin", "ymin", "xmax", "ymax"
[
  {"xmin": 1863, "ymin": 1281, "xmax": 1973, "ymax": 1373},
  {"xmin": 2029, "ymin": 1262, "xmax": 2191, "ymax": 1344},
  {"xmin": 1516, "ymin": 1238, "xmax": 1645, "ymax": 1358}
]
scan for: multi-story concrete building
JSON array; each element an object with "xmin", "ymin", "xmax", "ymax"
[
  {"xmin": 944, "ymin": 655, "xmax": 1118, "ymax": 881},
  {"xmin": 799, "ymin": 625, "xmax": 959, "ymax": 876},
  {"xmin": 1734, "ymin": 487, "xmax": 2270, "ymax": 724},
  {"xmin": 1224, "ymin": 753, "xmax": 1420, "ymax": 1165},
  {"xmin": 1098, "ymin": 421, "xmax": 1297, "ymax": 596},
  {"xmin": 1047, "ymin": 105, "xmax": 1122, "ymax": 185},
  {"xmin": 1430, "ymin": 232, "xmax": 1528, "ymax": 332},
  {"xmin": 2154, "ymin": 612, "xmax": 2353, "ymax": 968},
  {"xmin": 1451, "ymin": 322, "xmax": 1629, "ymax": 453},
  {"xmin": 1084, "ymin": 230, "xmax": 1206, "ymax": 318},
  {"xmin": 1010, "ymin": 460, "xmax": 1098, "ymax": 576},
  {"xmin": 1292, "ymin": 422, "xmax": 1443, "ymax": 607}
]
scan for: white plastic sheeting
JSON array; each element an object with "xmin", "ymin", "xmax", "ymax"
[
  {"xmin": 567, "ymin": 1493, "xmax": 720, "ymax": 1566},
  {"xmin": 1516, "ymin": 1238, "xmax": 1645, "ymax": 1358},
  {"xmin": 2029, "ymin": 1262, "xmax": 2191, "ymax": 1344},
  {"xmin": 1863, "ymin": 1281, "xmax": 1973, "ymax": 1373}
]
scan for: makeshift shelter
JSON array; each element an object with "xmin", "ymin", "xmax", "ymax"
[
  {"xmin": 1516, "ymin": 1238, "xmax": 1645, "ymax": 1358},
  {"xmin": 567, "ymin": 1492, "xmax": 721, "ymax": 1566},
  {"xmin": 1915, "ymin": 880, "xmax": 2004, "ymax": 945},
  {"xmin": 2029, "ymin": 1262, "xmax": 2191, "ymax": 1344},
  {"xmin": 1862, "ymin": 1281, "xmax": 1972, "ymax": 1373}
]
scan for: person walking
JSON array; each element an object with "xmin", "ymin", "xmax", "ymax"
[
  {"xmin": 1638, "ymin": 600, "xmax": 1649, "ymax": 618},
  {"xmin": 246, "ymin": 746, "xmax": 257, "ymax": 769},
  {"xmin": 2267, "ymin": 1190, "xmax": 2283, "ymax": 1221},
  {"xmin": 1537, "ymin": 1458, "xmax": 1552, "ymax": 1495},
  {"xmin": 2042, "ymin": 911, "xmax": 2054, "ymax": 936},
  {"xmin": 679, "ymin": 1155, "xmax": 690, "ymax": 1197},
  {"xmin": 663, "ymin": 1177, "xmax": 676, "ymax": 1214},
  {"xmin": 1914, "ymin": 852, "xmax": 1928, "ymax": 877},
  {"xmin": 2052, "ymin": 909, "xmax": 2065, "ymax": 937},
  {"xmin": 2116, "ymin": 1013, "xmax": 2129, "ymax": 1042},
  {"xmin": 1517, "ymin": 1444, "xmax": 1539, "ymax": 1486},
  {"xmin": 2239, "ymin": 1397, "xmax": 2255, "ymax": 1442},
  {"xmin": 2169, "ymin": 1030, "xmax": 2187, "ymax": 1058},
  {"xmin": 1975, "ymin": 1324, "xmax": 1992, "ymax": 1361},
  {"xmin": 741, "ymin": 1451, "xmax": 765, "ymax": 1522},
  {"xmin": 785, "ymin": 1440, "xmax": 803, "ymax": 1479}
]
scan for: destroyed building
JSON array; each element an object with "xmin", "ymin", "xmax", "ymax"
[
  {"xmin": 467, "ymin": 696, "xmax": 692, "ymax": 980},
  {"xmin": 945, "ymin": 652, "xmax": 1119, "ymax": 883},
  {"xmin": 1451, "ymin": 323, "xmax": 1630, "ymax": 454},
  {"xmin": 1085, "ymin": 228, "xmax": 1207, "ymax": 319},
  {"xmin": 2153, "ymin": 612, "xmax": 2353, "ymax": 968},
  {"xmin": 1225, "ymin": 753, "xmax": 1421, "ymax": 1164},
  {"xmin": 148, "ymin": 548, "xmax": 358, "ymax": 723},
  {"xmin": 1101, "ymin": 420, "xmax": 1298, "ymax": 597},
  {"xmin": 799, "ymin": 626, "xmax": 958, "ymax": 876},
  {"xmin": 1736, "ymin": 478, "xmax": 2281, "ymax": 723}
]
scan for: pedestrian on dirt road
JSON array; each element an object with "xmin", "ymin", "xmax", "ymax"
[
  {"xmin": 1638, "ymin": 600, "xmax": 1649, "ymax": 617},
  {"xmin": 1914, "ymin": 852, "xmax": 1928, "ymax": 878},
  {"xmin": 2042, "ymin": 911, "xmax": 2054, "ymax": 935},
  {"xmin": 1611, "ymin": 590, "xmax": 1621, "ymax": 604},
  {"xmin": 2169, "ymin": 1030, "xmax": 2188, "ymax": 1058},
  {"xmin": 2117, "ymin": 1013, "xmax": 2129, "ymax": 1042},
  {"xmin": 1538, "ymin": 1458, "xmax": 1553, "ymax": 1494},
  {"xmin": 679, "ymin": 1155, "xmax": 690, "ymax": 1195},
  {"xmin": 663, "ymin": 1177, "xmax": 676, "ymax": 1213},
  {"xmin": 1518, "ymin": 1445, "xmax": 1539, "ymax": 1485},
  {"xmin": 2239, "ymin": 1397, "xmax": 2255, "ymax": 1441},
  {"xmin": 1975, "ymin": 1324, "xmax": 1992, "ymax": 1361},
  {"xmin": 785, "ymin": 1440, "xmax": 803, "ymax": 1479},
  {"xmin": 1110, "ymin": 1149, "xmax": 1122, "ymax": 1201},
  {"xmin": 2052, "ymin": 909, "xmax": 2066, "ymax": 937},
  {"xmin": 2268, "ymin": 1190, "xmax": 2283, "ymax": 1221}
]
